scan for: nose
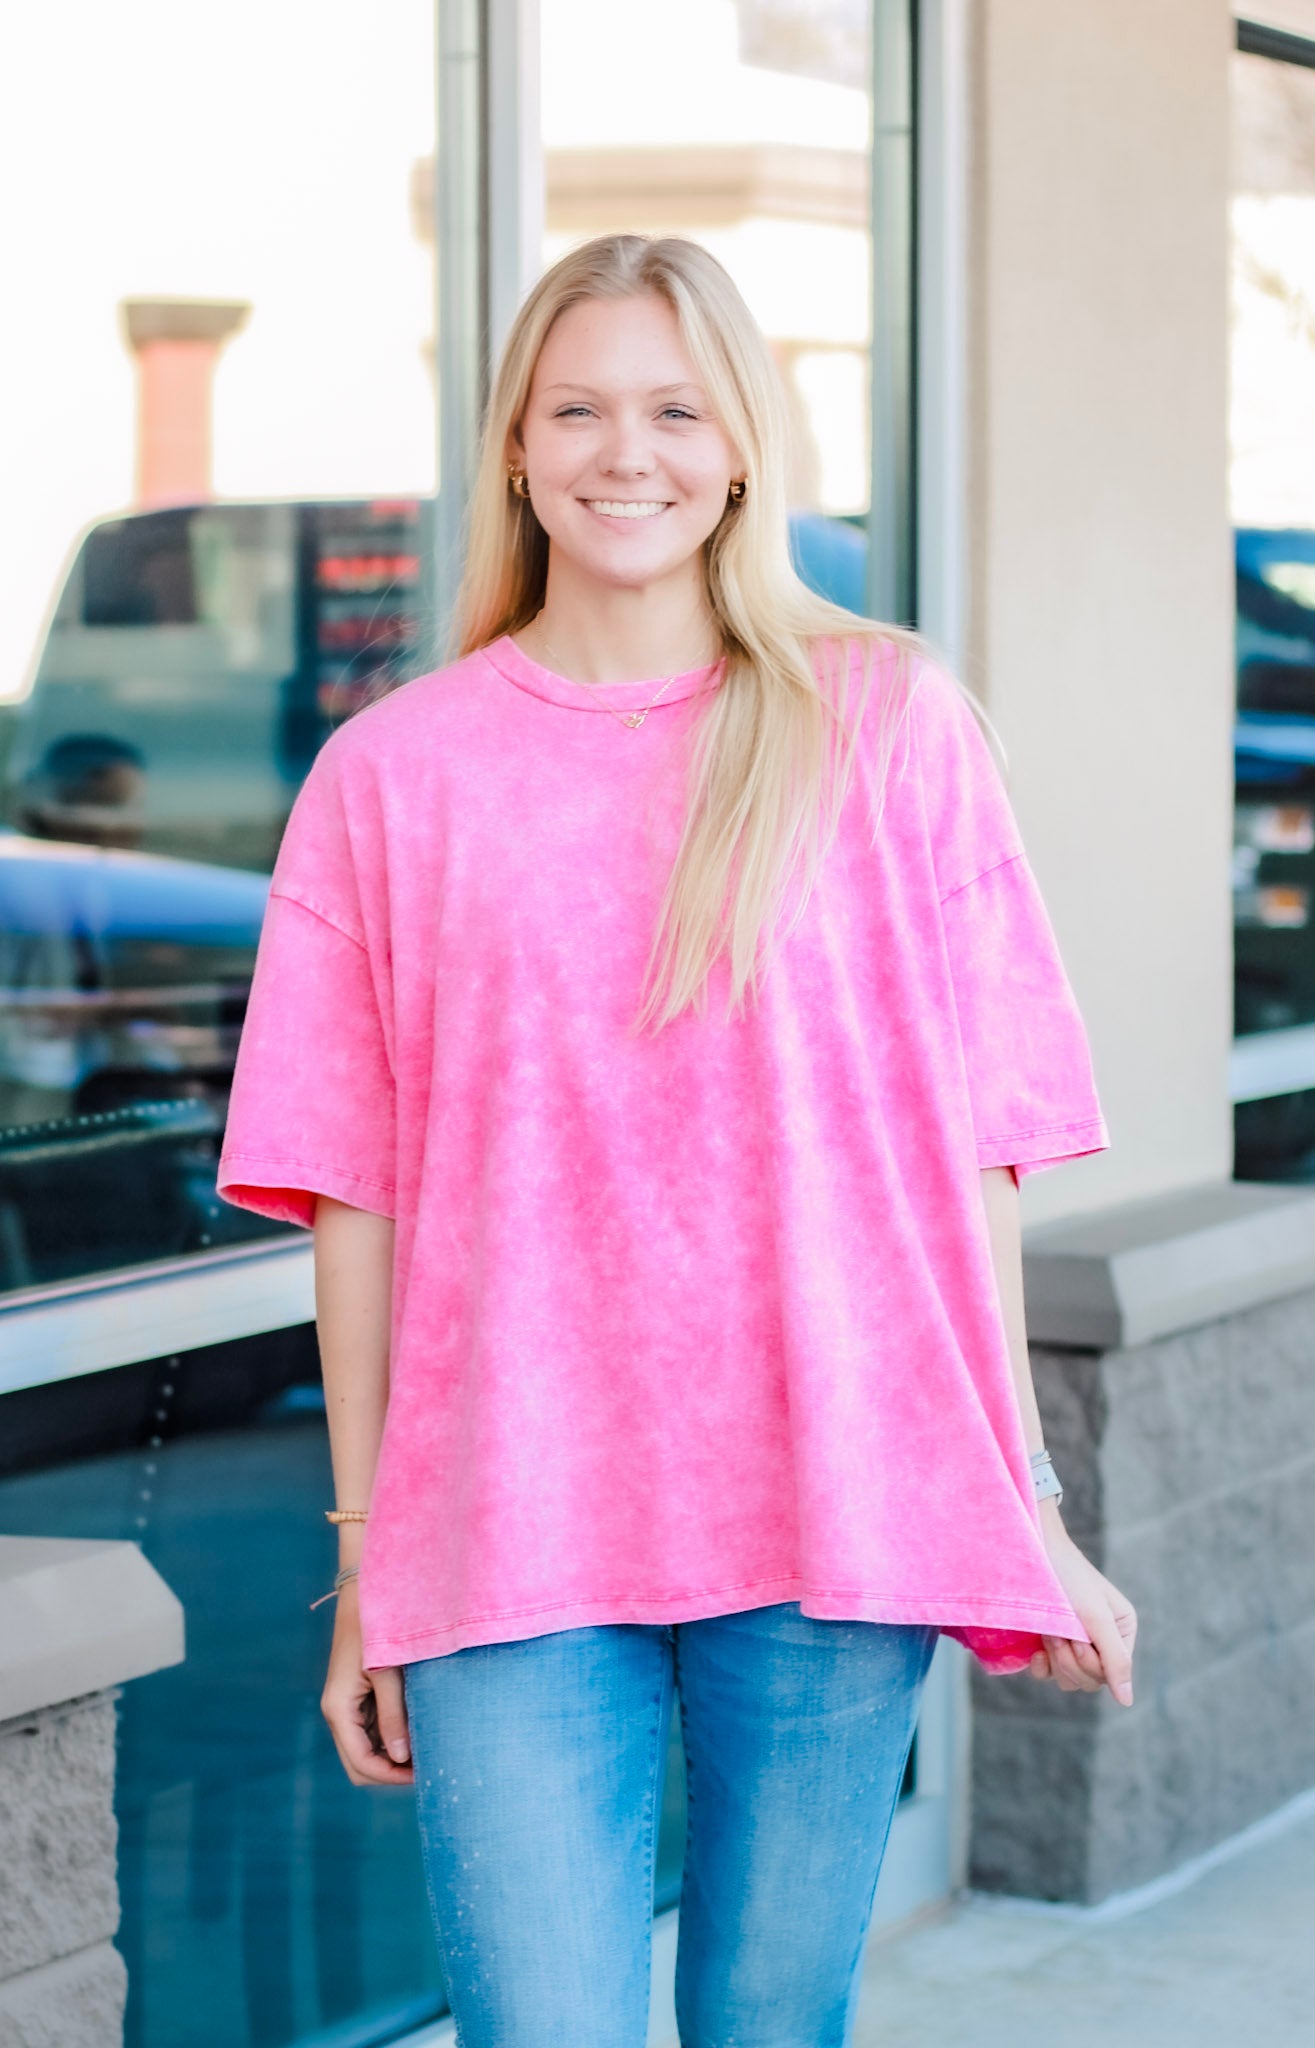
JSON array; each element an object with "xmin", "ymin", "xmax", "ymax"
[{"xmin": 598, "ymin": 411, "xmax": 657, "ymax": 479}]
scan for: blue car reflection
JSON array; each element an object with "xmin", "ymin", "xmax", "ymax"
[{"xmin": 0, "ymin": 831, "xmax": 272, "ymax": 1290}]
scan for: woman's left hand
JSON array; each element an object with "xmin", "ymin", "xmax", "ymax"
[{"xmin": 1031, "ymin": 1518, "xmax": 1137, "ymax": 1706}]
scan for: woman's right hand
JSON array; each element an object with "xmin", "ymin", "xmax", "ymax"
[{"xmin": 321, "ymin": 1584, "xmax": 414, "ymax": 1786}]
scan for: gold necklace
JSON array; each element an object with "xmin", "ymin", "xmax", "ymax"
[{"xmin": 530, "ymin": 617, "xmax": 718, "ymax": 730}]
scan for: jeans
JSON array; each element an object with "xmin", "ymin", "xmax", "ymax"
[{"xmin": 402, "ymin": 1602, "xmax": 940, "ymax": 2047}]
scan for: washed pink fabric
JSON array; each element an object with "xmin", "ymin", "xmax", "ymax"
[{"xmin": 218, "ymin": 633, "xmax": 1110, "ymax": 1677}]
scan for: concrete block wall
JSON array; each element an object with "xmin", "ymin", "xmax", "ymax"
[
  {"xmin": 969, "ymin": 1282, "xmax": 1315, "ymax": 1904},
  {"xmin": 0, "ymin": 1689, "xmax": 127, "ymax": 2047},
  {"xmin": 0, "ymin": 1535, "xmax": 184, "ymax": 2045}
]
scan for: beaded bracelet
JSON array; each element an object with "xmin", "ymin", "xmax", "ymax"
[{"xmin": 325, "ymin": 1508, "xmax": 369, "ymax": 1523}]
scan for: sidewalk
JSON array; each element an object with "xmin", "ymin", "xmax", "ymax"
[{"xmin": 852, "ymin": 1786, "xmax": 1315, "ymax": 2046}]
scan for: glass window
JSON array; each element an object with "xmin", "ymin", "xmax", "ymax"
[
  {"xmin": 1231, "ymin": 23, "xmax": 1315, "ymax": 1177},
  {"xmin": 540, "ymin": 0, "xmax": 909, "ymax": 623},
  {"xmin": 0, "ymin": 5, "xmax": 919, "ymax": 2043},
  {"xmin": 0, "ymin": 5, "xmax": 448, "ymax": 2045},
  {"xmin": 0, "ymin": 1334, "xmax": 447, "ymax": 2048},
  {"xmin": 0, "ymin": 499, "xmax": 432, "ymax": 1299}
]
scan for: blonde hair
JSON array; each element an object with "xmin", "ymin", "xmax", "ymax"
[{"xmin": 448, "ymin": 232, "xmax": 965, "ymax": 1030}]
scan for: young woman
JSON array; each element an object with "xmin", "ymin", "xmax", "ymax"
[{"xmin": 219, "ymin": 232, "xmax": 1136, "ymax": 2047}]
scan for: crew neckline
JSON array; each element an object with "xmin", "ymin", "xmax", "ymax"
[{"xmin": 481, "ymin": 631, "xmax": 728, "ymax": 715}]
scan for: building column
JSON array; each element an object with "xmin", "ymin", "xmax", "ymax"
[
  {"xmin": 119, "ymin": 297, "xmax": 251, "ymax": 509},
  {"xmin": 965, "ymin": 0, "xmax": 1235, "ymax": 1220}
]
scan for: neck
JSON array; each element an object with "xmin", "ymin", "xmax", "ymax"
[{"xmin": 527, "ymin": 558, "xmax": 722, "ymax": 684}]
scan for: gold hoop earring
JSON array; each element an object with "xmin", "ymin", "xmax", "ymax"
[
  {"xmin": 728, "ymin": 478, "xmax": 747, "ymax": 503},
  {"xmin": 507, "ymin": 464, "xmax": 531, "ymax": 499}
]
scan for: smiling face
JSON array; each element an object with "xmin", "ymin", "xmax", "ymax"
[{"xmin": 509, "ymin": 291, "xmax": 744, "ymax": 594}]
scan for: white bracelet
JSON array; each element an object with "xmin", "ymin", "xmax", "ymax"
[{"xmin": 1030, "ymin": 1447, "xmax": 1064, "ymax": 1504}]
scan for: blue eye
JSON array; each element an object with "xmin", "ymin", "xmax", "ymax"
[{"xmin": 661, "ymin": 407, "xmax": 697, "ymax": 421}]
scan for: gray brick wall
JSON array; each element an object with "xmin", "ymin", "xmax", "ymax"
[
  {"xmin": 0, "ymin": 1690, "xmax": 127, "ymax": 2047},
  {"xmin": 969, "ymin": 1284, "xmax": 1315, "ymax": 1903}
]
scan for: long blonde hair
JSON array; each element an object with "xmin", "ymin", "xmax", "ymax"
[{"xmin": 449, "ymin": 232, "xmax": 949, "ymax": 1031}]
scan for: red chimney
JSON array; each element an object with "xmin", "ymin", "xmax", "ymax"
[{"xmin": 120, "ymin": 297, "xmax": 251, "ymax": 508}]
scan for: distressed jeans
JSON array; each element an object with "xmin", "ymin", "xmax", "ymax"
[{"xmin": 402, "ymin": 1602, "xmax": 939, "ymax": 2047}]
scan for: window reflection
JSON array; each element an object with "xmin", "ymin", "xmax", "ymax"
[
  {"xmin": 0, "ymin": 501, "xmax": 431, "ymax": 1297},
  {"xmin": 1235, "ymin": 530, "xmax": 1315, "ymax": 1038},
  {"xmin": 0, "ymin": 1337, "xmax": 448, "ymax": 2047},
  {"xmin": 0, "ymin": 9, "xmax": 922, "ymax": 2040},
  {"xmin": 537, "ymin": 0, "xmax": 880, "ymax": 550},
  {"xmin": 1231, "ymin": 36, "xmax": 1315, "ymax": 1178},
  {"xmin": 0, "ymin": 835, "xmax": 272, "ymax": 1290}
]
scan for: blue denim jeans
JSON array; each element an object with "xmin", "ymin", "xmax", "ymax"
[{"xmin": 402, "ymin": 1602, "xmax": 939, "ymax": 2047}]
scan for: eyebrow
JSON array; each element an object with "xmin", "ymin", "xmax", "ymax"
[{"xmin": 542, "ymin": 382, "xmax": 706, "ymax": 398}]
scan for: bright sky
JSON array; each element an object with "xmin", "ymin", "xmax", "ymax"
[
  {"xmin": 0, "ymin": 0, "xmax": 436, "ymax": 703},
  {"xmin": 541, "ymin": 0, "xmax": 868, "ymax": 149},
  {"xmin": 0, "ymin": 0, "xmax": 874, "ymax": 705}
]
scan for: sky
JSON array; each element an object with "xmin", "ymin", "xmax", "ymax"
[
  {"xmin": 0, "ymin": 0, "xmax": 876, "ymax": 704},
  {"xmin": 3, "ymin": 3, "xmax": 1311, "ymax": 702},
  {"xmin": 0, "ymin": 1, "xmax": 437, "ymax": 702}
]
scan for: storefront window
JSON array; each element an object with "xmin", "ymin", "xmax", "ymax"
[
  {"xmin": 0, "ymin": 8, "xmax": 451, "ymax": 2046},
  {"xmin": 539, "ymin": 0, "xmax": 911, "ymax": 622},
  {"xmin": 0, "ymin": 499, "xmax": 432, "ymax": 1297},
  {"xmin": 0, "ymin": 5, "xmax": 919, "ymax": 2044},
  {"xmin": 1232, "ymin": 12, "xmax": 1315, "ymax": 1177}
]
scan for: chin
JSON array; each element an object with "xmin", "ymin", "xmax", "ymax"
[{"xmin": 557, "ymin": 542, "xmax": 694, "ymax": 588}]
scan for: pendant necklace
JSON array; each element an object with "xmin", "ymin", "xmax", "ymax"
[{"xmin": 530, "ymin": 616, "xmax": 719, "ymax": 730}]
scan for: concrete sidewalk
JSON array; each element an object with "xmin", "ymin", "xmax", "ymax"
[{"xmin": 852, "ymin": 1786, "xmax": 1315, "ymax": 2046}]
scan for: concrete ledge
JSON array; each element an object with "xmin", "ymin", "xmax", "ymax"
[
  {"xmin": 1021, "ymin": 1178, "xmax": 1315, "ymax": 1349},
  {"xmin": 0, "ymin": 1537, "xmax": 184, "ymax": 1724}
]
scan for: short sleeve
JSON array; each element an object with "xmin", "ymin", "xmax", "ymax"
[
  {"xmin": 941, "ymin": 856, "xmax": 1110, "ymax": 1178},
  {"xmin": 913, "ymin": 661, "xmax": 1111, "ymax": 1180},
  {"xmin": 217, "ymin": 739, "xmax": 397, "ymax": 1227}
]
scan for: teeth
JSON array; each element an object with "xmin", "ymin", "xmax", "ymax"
[{"xmin": 586, "ymin": 501, "xmax": 668, "ymax": 519}]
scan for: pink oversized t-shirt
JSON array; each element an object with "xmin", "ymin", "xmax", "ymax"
[{"xmin": 218, "ymin": 632, "xmax": 1110, "ymax": 1677}]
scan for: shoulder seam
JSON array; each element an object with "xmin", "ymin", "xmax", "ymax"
[
  {"xmin": 938, "ymin": 850, "xmax": 1026, "ymax": 907},
  {"xmin": 268, "ymin": 886, "xmax": 368, "ymax": 953}
]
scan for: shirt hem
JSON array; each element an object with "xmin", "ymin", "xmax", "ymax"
[
  {"xmin": 362, "ymin": 1576, "xmax": 1089, "ymax": 1673},
  {"xmin": 976, "ymin": 1115, "xmax": 1110, "ymax": 1174},
  {"xmin": 217, "ymin": 1154, "xmax": 398, "ymax": 1225}
]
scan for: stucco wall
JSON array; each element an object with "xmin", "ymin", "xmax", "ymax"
[{"xmin": 965, "ymin": 0, "xmax": 1236, "ymax": 1219}]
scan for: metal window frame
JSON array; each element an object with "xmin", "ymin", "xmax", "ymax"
[
  {"xmin": 867, "ymin": 0, "xmax": 919, "ymax": 628},
  {"xmin": 433, "ymin": 1, "xmax": 544, "ymax": 656},
  {"xmin": 0, "ymin": 1237, "xmax": 315, "ymax": 1397},
  {"xmin": 915, "ymin": 0, "xmax": 968, "ymax": 669},
  {"xmin": 1236, "ymin": 16, "xmax": 1315, "ymax": 68},
  {"xmin": 1231, "ymin": 1024, "xmax": 1315, "ymax": 1102}
]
